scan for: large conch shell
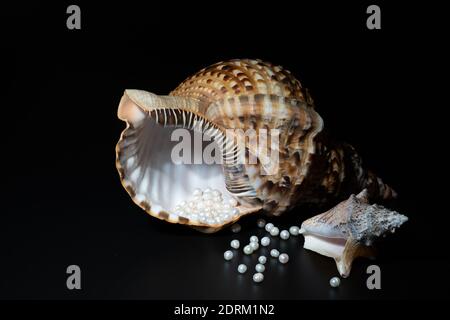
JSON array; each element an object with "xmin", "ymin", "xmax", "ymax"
[
  {"xmin": 115, "ymin": 59, "xmax": 397, "ymax": 232},
  {"xmin": 300, "ymin": 189, "xmax": 408, "ymax": 277}
]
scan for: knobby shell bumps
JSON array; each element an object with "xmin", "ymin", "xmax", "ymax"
[
  {"xmin": 300, "ymin": 189, "xmax": 408, "ymax": 277},
  {"xmin": 116, "ymin": 59, "xmax": 397, "ymax": 232}
]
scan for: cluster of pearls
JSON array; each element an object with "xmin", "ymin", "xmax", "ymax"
[
  {"xmin": 223, "ymin": 219, "xmax": 311, "ymax": 284},
  {"xmin": 173, "ymin": 188, "xmax": 239, "ymax": 225}
]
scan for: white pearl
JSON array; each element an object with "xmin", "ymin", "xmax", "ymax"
[
  {"xmin": 250, "ymin": 242, "xmax": 259, "ymax": 251},
  {"xmin": 258, "ymin": 256, "xmax": 267, "ymax": 264},
  {"xmin": 270, "ymin": 227, "xmax": 279, "ymax": 237},
  {"xmin": 204, "ymin": 187, "xmax": 212, "ymax": 193},
  {"xmin": 278, "ymin": 253, "xmax": 289, "ymax": 264},
  {"xmin": 280, "ymin": 230, "xmax": 290, "ymax": 240},
  {"xmin": 193, "ymin": 189, "xmax": 202, "ymax": 197},
  {"xmin": 252, "ymin": 273, "xmax": 264, "ymax": 283},
  {"xmin": 243, "ymin": 245, "xmax": 253, "ymax": 255},
  {"xmin": 289, "ymin": 226, "xmax": 300, "ymax": 236},
  {"xmin": 265, "ymin": 223, "xmax": 274, "ymax": 232},
  {"xmin": 260, "ymin": 236, "xmax": 270, "ymax": 247},
  {"xmin": 228, "ymin": 198, "xmax": 238, "ymax": 206},
  {"xmin": 203, "ymin": 192, "xmax": 213, "ymax": 200},
  {"xmin": 257, "ymin": 218, "xmax": 266, "ymax": 228},
  {"xmin": 270, "ymin": 249, "xmax": 280, "ymax": 258},
  {"xmin": 207, "ymin": 218, "xmax": 215, "ymax": 225},
  {"xmin": 230, "ymin": 239, "xmax": 240, "ymax": 249},
  {"xmin": 231, "ymin": 223, "xmax": 241, "ymax": 233},
  {"xmin": 224, "ymin": 250, "xmax": 233, "ymax": 261},
  {"xmin": 255, "ymin": 263, "xmax": 265, "ymax": 273},
  {"xmin": 231, "ymin": 208, "xmax": 239, "ymax": 216},
  {"xmin": 237, "ymin": 264, "xmax": 247, "ymax": 274},
  {"xmin": 250, "ymin": 235, "xmax": 259, "ymax": 243},
  {"xmin": 212, "ymin": 189, "xmax": 221, "ymax": 197},
  {"xmin": 330, "ymin": 276, "xmax": 341, "ymax": 288}
]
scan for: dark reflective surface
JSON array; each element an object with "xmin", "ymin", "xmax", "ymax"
[{"xmin": 1, "ymin": 1, "xmax": 447, "ymax": 299}]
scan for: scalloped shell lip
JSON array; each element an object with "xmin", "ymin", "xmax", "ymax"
[{"xmin": 115, "ymin": 92, "xmax": 262, "ymax": 230}]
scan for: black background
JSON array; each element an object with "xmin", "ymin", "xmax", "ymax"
[{"xmin": 1, "ymin": 1, "xmax": 448, "ymax": 300}]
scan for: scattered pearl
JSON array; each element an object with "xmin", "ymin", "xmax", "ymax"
[
  {"xmin": 250, "ymin": 235, "xmax": 259, "ymax": 243},
  {"xmin": 243, "ymin": 245, "xmax": 253, "ymax": 255},
  {"xmin": 253, "ymin": 272, "xmax": 264, "ymax": 283},
  {"xmin": 260, "ymin": 236, "xmax": 270, "ymax": 247},
  {"xmin": 270, "ymin": 227, "xmax": 280, "ymax": 237},
  {"xmin": 289, "ymin": 226, "xmax": 300, "ymax": 236},
  {"xmin": 270, "ymin": 249, "xmax": 280, "ymax": 258},
  {"xmin": 230, "ymin": 239, "xmax": 240, "ymax": 249},
  {"xmin": 280, "ymin": 230, "xmax": 290, "ymax": 240},
  {"xmin": 231, "ymin": 224, "xmax": 241, "ymax": 233},
  {"xmin": 265, "ymin": 223, "xmax": 274, "ymax": 232},
  {"xmin": 237, "ymin": 264, "xmax": 247, "ymax": 274},
  {"xmin": 330, "ymin": 276, "xmax": 341, "ymax": 288},
  {"xmin": 278, "ymin": 253, "xmax": 289, "ymax": 264},
  {"xmin": 258, "ymin": 256, "xmax": 267, "ymax": 264},
  {"xmin": 224, "ymin": 250, "xmax": 233, "ymax": 261},
  {"xmin": 250, "ymin": 242, "xmax": 259, "ymax": 251},
  {"xmin": 255, "ymin": 263, "xmax": 266, "ymax": 273},
  {"xmin": 257, "ymin": 218, "xmax": 266, "ymax": 228}
]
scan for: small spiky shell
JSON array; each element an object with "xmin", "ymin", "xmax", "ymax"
[
  {"xmin": 300, "ymin": 189, "xmax": 408, "ymax": 277},
  {"xmin": 115, "ymin": 59, "xmax": 397, "ymax": 232}
]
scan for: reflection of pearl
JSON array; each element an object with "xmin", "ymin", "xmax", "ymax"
[
  {"xmin": 261, "ymin": 237, "xmax": 270, "ymax": 247},
  {"xmin": 330, "ymin": 277, "xmax": 341, "ymax": 288},
  {"xmin": 270, "ymin": 227, "xmax": 279, "ymax": 237},
  {"xmin": 265, "ymin": 223, "xmax": 274, "ymax": 232},
  {"xmin": 253, "ymin": 273, "xmax": 264, "ymax": 283},
  {"xmin": 278, "ymin": 253, "xmax": 289, "ymax": 264},
  {"xmin": 270, "ymin": 249, "xmax": 280, "ymax": 258},
  {"xmin": 231, "ymin": 224, "xmax": 241, "ymax": 233},
  {"xmin": 238, "ymin": 264, "xmax": 247, "ymax": 274},
  {"xmin": 255, "ymin": 264, "xmax": 265, "ymax": 273},
  {"xmin": 224, "ymin": 250, "xmax": 233, "ymax": 261},
  {"xmin": 258, "ymin": 256, "xmax": 267, "ymax": 264},
  {"xmin": 289, "ymin": 226, "xmax": 300, "ymax": 236},
  {"xmin": 230, "ymin": 239, "xmax": 240, "ymax": 249},
  {"xmin": 257, "ymin": 218, "xmax": 266, "ymax": 228},
  {"xmin": 280, "ymin": 230, "xmax": 290, "ymax": 240}
]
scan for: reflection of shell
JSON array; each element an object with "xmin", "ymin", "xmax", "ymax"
[
  {"xmin": 115, "ymin": 59, "xmax": 397, "ymax": 232},
  {"xmin": 300, "ymin": 189, "xmax": 408, "ymax": 277}
]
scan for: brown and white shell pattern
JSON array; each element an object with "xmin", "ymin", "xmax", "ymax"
[{"xmin": 115, "ymin": 59, "xmax": 396, "ymax": 232}]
